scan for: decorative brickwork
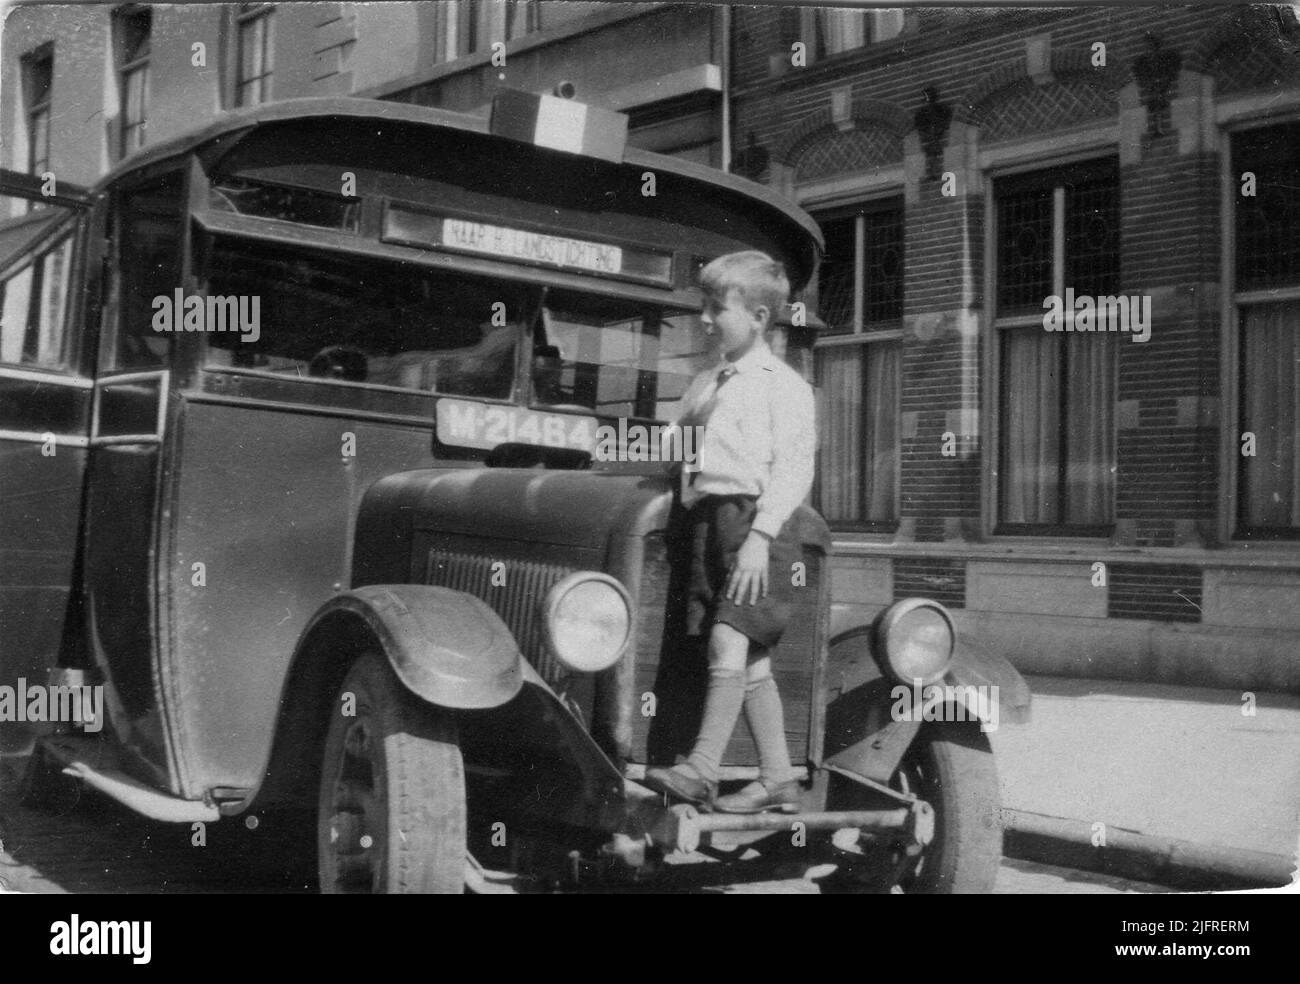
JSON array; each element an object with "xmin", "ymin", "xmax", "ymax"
[
  {"xmin": 894, "ymin": 557, "xmax": 966, "ymax": 607},
  {"xmin": 1191, "ymin": 4, "xmax": 1300, "ymax": 94},
  {"xmin": 791, "ymin": 125, "xmax": 905, "ymax": 181},
  {"xmin": 976, "ymin": 79, "xmax": 1118, "ymax": 142},
  {"xmin": 1108, "ymin": 564, "xmax": 1203, "ymax": 622},
  {"xmin": 772, "ymin": 107, "xmax": 834, "ymax": 164}
]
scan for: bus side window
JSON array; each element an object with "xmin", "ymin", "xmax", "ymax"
[
  {"xmin": 107, "ymin": 174, "xmax": 184, "ymax": 371},
  {"xmin": 0, "ymin": 193, "xmax": 76, "ymax": 370}
]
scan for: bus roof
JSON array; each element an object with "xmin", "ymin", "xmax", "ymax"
[{"xmin": 97, "ymin": 97, "xmax": 823, "ymax": 287}]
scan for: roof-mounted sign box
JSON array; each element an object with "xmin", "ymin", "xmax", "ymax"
[{"xmin": 490, "ymin": 89, "xmax": 628, "ymax": 164}]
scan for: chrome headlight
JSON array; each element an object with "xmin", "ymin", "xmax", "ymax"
[
  {"xmin": 875, "ymin": 598, "xmax": 954, "ymax": 685},
  {"xmin": 541, "ymin": 572, "xmax": 633, "ymax": 674}
]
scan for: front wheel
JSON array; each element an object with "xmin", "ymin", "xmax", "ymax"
[
  {"xmin": 828, "ymin": 721, "xmax": 1002, "ymax": 894},
  {"xmin": 317, "ymin": 652, "xmax": 466, "ymax": 893}
]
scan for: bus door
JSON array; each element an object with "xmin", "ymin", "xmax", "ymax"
[
  {"xmin": 78, "ymin": 167, "xmax": 189, "ymax": 784},
  {"xmin": 0, "ymin": 169, "xmax": 92, "ymax": 755}
]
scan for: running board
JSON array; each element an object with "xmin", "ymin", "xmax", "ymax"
[{"xmin": 41, "ymin": 737, "xmax": 219, "ymax": 823}]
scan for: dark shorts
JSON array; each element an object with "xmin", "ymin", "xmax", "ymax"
[{"xmin": 685, "ymin": 495, "xmax": 799, "ymax": 652}]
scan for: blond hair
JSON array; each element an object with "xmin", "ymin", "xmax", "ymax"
[{"xmin": 699, "ymin": 251, "xmax": 789, "ymax": 323}]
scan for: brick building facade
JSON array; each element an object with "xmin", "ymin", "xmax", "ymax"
[{"xmin": 731, "ymin": 5, "xmax": 1300, "ymax": 691}]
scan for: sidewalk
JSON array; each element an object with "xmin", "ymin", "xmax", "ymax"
[{"xmin": 991, "ymin": 674, "xmax": 1300, "ymax": 885}]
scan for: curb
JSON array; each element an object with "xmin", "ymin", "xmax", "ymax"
[{"xmin": 1001, "ymin": 809, "xmax": 1297, "ymax": 891}]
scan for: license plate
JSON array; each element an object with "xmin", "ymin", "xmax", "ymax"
[{"xmin": 436, "ymin": 398, "xmax": 598, "ymax": 453}]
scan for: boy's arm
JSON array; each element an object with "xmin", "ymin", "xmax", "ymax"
[
  {"xmin": 751, "ymin": 374, "xmax": 816, "ymax": 539},
  {"xmin": 726, "ymin": 373, "xmax": 814, "ymax": 606}
]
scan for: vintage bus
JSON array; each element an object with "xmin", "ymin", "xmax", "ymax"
[{"xmin": 0, "ymin": 95, "xmax": 1027, "ymax": 893}]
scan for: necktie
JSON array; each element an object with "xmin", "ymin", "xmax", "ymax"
[{"xmin": 700, "ymin": 366, "xmax": 736, "ymax": 424}]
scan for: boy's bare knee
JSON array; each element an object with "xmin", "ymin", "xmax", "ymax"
[
  {"xmin": 746, "ymin": 655, "xmax": 773, "ymax": 685},
  {"xmin": 708, "ymin": 622, "xmax": 749, "ymax": 672}
]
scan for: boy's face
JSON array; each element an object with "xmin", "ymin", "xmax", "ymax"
[{"xmin": 701, "ymin": 286, "xmax": 765, "ymax": 359}]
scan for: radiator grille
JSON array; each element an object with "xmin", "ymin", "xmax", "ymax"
[{"xmin": 425, "ymin": 549, "xmax": 575, "ymax": 683}]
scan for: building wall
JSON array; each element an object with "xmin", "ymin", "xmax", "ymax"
[
  {"xmin": 1, "ymin": 2, "xmax": 722, "ymax": 182},
  {"xmin": 731, "ymin": 5, "xmax": 1300, "ymax": 691}
]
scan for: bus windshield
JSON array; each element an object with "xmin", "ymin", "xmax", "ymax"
[
  {"xmin": 534, "ymin": 290, "xmax": 711, "ymax": 421},
  {"xmin": 203, "ymin": 234, "xmax": 534, "ymax": 399}
]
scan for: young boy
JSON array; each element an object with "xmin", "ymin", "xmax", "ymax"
[{"xmin": 644, "ymin": 251, "xmax": 816, "ymax": 814}]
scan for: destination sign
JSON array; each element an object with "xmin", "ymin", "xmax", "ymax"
[{"xmin": 383, "ymin": 207, "xmax": 673, "ymax": 285}]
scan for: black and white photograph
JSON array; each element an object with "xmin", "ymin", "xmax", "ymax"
[{"xmin": 0, "ymin": 0, "xmax": 1296, "ymax": 916}]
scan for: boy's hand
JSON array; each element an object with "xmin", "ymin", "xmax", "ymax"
[{"xmin": 726, "ymin": 532, "xmax": 771, "ymax": 606}]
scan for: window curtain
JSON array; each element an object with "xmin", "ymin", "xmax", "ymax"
[
  {"xmin": 864, "ymin": 342, "xmax": 899, "ymax": 520},
  {"xmin": 1002, "ymin": 329, "xmax": 1114, "ymax": 525},
  {"xmin": 1242, "ymin": 301, "xmax": 1300, "ymax": 527},
  {"xmin": 817, "ymin": 346, "xmax": 862, "ymax": 521},
  {"xmin": 816, "ymin": 342, "xmax": 898, "ymax": 523},
  {"xmin": 817, "ymin": 9, "xmax": 866, "ymax": 56},
  {"xmin": 1002, "ymin": 329, "xmax": 1060, "ymax": 523},
  {"xmin": 869, "ymin": 9, "xmax": 905, "ymax": 43},
  {"xmin": 1064, "ymin": 333, "xmax": 1115, "ymax": 524}
]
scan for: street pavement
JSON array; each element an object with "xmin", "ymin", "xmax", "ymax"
[
  {"xmin": 992, "ymin": 674, "xmax": 1300, "ymax": 863},
  {"xmin": 4, "ymin": 674, "xmax": 1296, "ymax": 893},
  {"xmin": 0, "ymin": 786, "xmax": 1172, "ymax": 894}
]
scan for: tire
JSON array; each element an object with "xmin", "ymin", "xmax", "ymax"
[
  {"xmin": 826, "ymin": 720, "xmax": 1001, "ymax": 894},
  {"xmin": 902, "ymin": 721, "xmax": 1002, "ymax": 893},
  {"xmin": 317, "ymin": 652, "xmax": 466, "ymax": 894}
]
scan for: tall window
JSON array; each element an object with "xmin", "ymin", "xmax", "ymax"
[
  {"xmin": 803, "ymin": 7, "xmax": 904, "ymax": 59},
  {"xmin": 1235, "ymin": 123, "xmax": 1300, "ymax": 536},
  {"xmin": 236, "ymin": 4, "xmax": 274, "ymax": 106},
  {"xmin": 435, "ymin": 0, "xmax": 546, "ymax": 63},
  {"xmin": 114, "ymin": 5, "xmax": 151, "ymax": 156},
  {"xmin": 994, "ymin": 159, "xmax": 1119, "ymax": 533},
  {"xmin": 814, "ymin": 201, "xmax": 903, "ymax": 528},
  {"xmin": 21, "ymin": 47, "xmax": 53, "ymax": 177}
]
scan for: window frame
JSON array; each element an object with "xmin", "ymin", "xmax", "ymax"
[
  {"xmin": 234, "ymin": 3, "xmax": 274, "ymax": 108},
  {"xmin": 799, "ymin": 6, "xmax": 906, "ymax": 62},
  {"xmin": 810, "ymin": 195, "xmax": 904, "ymax": 532},
  {"xmin": 1228, "ymin": 119, "xmax": 1300, "ymax": 540},
  {"xmin": 988, "ymin": 155, "xmax": 1120, "ymax": 538},
  {"xmin": 113, "ymin": 5, "xmax": 152, "ymax": 159},
  {"xmin": 21, "ymin": 45, "xmax": 54, "ymax": 178}
]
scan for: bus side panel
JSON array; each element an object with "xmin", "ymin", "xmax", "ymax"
[
  {"xmin": 163, "ymin": 397, "xmax": 443, "ymax": 798},
  {"xmin": 0, "ymin": 436, "xmax": 86, "ymax": 754}
]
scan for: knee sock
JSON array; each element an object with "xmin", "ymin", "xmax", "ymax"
[
  {"xmin": 745, "ymin": 675, "xmax": 797, "ymax": 786},
  {"xmin": 685, "ymin": 667, "xmax": 746, "ymax": 783}
]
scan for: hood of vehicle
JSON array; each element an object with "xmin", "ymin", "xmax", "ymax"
[{"xmin": 354, "ymin": 468, "xmax": 674, "ymax": 585}]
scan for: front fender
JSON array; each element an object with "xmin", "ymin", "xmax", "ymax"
[
  {"xmin": 947, "ymin": 630, "xmax": 1033, "ymax": 725},
  {"xmin": 821, "ymin": 622, "xmax": 1032, "ymax": 785},
  {"xmin": 309, "ymin": 585, "xmax": 524, "ymax": 710}
]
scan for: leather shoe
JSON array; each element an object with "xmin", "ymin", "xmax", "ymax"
[
  {"xmin": 643, "ymin": 761, "xmax": 717, "ymax": 808},
  {"xmin": 713, "ymin": 779, "xmax": 801, "ymax": 814}
]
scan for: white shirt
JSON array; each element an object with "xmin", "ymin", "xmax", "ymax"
[{"xmin": 673, "ymin": 340, "xmax": 816, "ymax": 539}]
